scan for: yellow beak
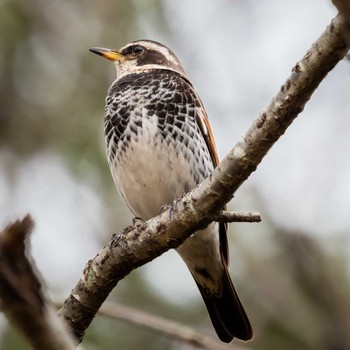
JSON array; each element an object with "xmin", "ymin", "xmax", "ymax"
[{"xmin": 89, "ymin": 47, "xmax": 124, "ymax": 61}]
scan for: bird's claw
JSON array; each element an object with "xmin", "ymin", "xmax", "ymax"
[
  {"xmin": 159, "ymin": 194, "xmax": 184, "ymax": 220},
  {"xmin": 132, "ymin": 216, "xmax": 145, "ymax": 226},
  {"xmin": 159, "ymin": 204, "xmax": 172, "ymax": 216}
]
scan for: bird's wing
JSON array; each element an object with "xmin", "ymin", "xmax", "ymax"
[
  {"xmin": 195, "ymin": 99, "xmax": 220, "ymax": 168},
  {"xmin": 176, "ymin": 71, "xmax": 220, "ymax": 168},
  {"xmin": 192, "ymin": 91, "xmax": 230, "ymax": 265}
]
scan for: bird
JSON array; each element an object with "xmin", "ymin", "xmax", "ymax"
[{"xmin": 89, "ymin": 40, "xmax": 253, "ymax": 343}]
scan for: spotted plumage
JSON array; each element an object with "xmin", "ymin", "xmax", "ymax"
[{"xmin": 90, "ymin": 40, "xmax": 253, "ymax": 343}]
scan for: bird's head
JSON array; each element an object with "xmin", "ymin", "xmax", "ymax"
[{"xmin": 89, "ymin": 40, "xmax": 186, "ymax": 78}]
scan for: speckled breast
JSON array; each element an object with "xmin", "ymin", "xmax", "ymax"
[{"xmin": 104, "ymin": 70, "xmax": 213, "ymax": 219}]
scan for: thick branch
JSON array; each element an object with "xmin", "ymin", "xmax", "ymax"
[
  {"xmin": 0, "ymin": 216, "xmax": 75, "ymax": 350},
  {"xmin": 58, "ymin": 14, "xmax": 349, "ymax": 342}
]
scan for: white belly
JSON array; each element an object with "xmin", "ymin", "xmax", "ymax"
[{"xmin": 110, "ymin": 116, "xmax": 197, "ymax": 219}]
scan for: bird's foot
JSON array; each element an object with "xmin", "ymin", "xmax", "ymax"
[
  {"xmin": 132, "ymin": 216, "xmax": 145, "ymax": 226},
  {"xmin": 159, "ymin": 193, "xmax": 185, "ymax": 219},
  {"xmin": 159, "ymin": 204, "xmax": 172, "ymax": 216}
]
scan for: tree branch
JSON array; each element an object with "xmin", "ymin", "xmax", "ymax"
[
  {"xmin": 58, "ymin": 13, "xmax": 349, "ymax": 343},
  {"xmin": 0, "ymin": 216, "xmax": 76, "ymax": 350},
  {"xmin": 333, "ymin": 0, "xmax": 350, "ymax": 46},
  {"xmin": 215, "ymin": 211, "xmax": 261, "ymax": 223},
  {"xmin": 97, "ymin": 301, "xmax": 253, "ymax": 350}
]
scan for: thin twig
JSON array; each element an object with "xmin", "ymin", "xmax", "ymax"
[
  {"xmin": 98, "ymin": 301, "xmax": 252, "ymax": 350},
  {"xmin": 0, "ymin": 216, "xmax": 76, "ymax": 350},
  {"xmin": 215, "ymin": 211, "xmax": 261, "ymax": 223}
]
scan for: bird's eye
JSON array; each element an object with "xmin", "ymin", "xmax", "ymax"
[{"xmin": 132, "ymin": 45, "xmax": 145, "ymax": 54}]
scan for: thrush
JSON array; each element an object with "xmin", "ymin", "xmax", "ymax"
[{"xmin": 89, "ymin": 40, "xmax": 253, "ymax": 343}]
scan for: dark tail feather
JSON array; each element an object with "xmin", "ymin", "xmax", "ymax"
[{"xmin": 195, "ymin": 267, "xmax": 254, "ymax": 343}]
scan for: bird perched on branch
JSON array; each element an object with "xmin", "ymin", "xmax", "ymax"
[{"xmin": 89, "ymin": 40, "xmax": 253, "ymax": 343}]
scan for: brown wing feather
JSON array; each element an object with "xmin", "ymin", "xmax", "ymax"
[
  {"xmin": 195, "ymin": 98, "xmax": 220, "ymax": 167},
  {"xmin": 193, "ymin": 93, "xmax": 230, "ymax": 264}
]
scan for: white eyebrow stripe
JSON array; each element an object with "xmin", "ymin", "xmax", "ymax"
[
  {"xmin": 121, "ymin": 41, "xmax": 180, "ymax": 67},
  {"xmin": 143, "ymin": 42, "xmax": 179, "ymax": 66}
]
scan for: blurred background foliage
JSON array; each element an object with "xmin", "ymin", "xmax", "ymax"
[{"xmin": 0, "ymin": 0, "xmax": 350, "ymax": 349}]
